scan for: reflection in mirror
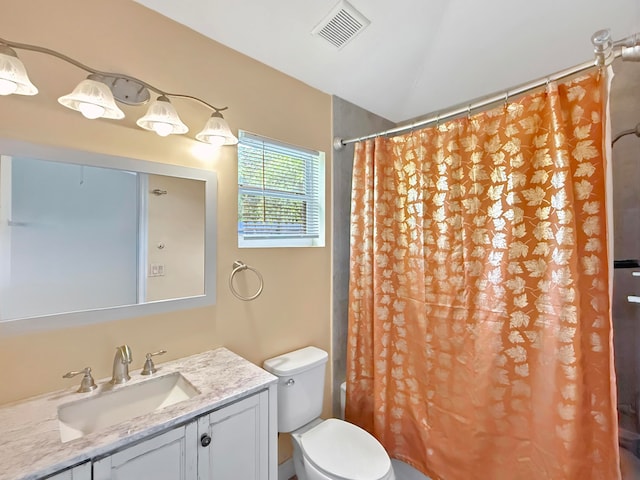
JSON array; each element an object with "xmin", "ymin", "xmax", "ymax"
[
  {"xmin": 145, "ymin": 174, "xmax": 205, "ymax": 302},
  {"xmin": 4, "ymin": 157, "xmax": 139, "ymax": 318},
  {"xmin": 0, "ymin": 139, "xmax": 216, "ymax": 333}
]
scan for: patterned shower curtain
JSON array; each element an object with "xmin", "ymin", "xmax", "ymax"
[{"xmin": 346, "ymin": 71, "xmax": 619, "ymax": 480}]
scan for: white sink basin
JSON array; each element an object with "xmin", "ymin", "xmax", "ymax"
[{"xmin": 57, "ymin": 372, "xmax": 199, "ymax": 443}]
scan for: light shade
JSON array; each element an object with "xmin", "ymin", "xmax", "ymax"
[
  {"xmin": 136, "ymin": 96, "xmax": 188, "ymax": 136},
  {"xmin": 196, "ymin": 111, "xmax": 238, "ymax": 146},
  {"xmin": 0, "ymin": 46, "xmax": 38, "ymax": 96},
  {"xmin": 58, "ymin": 77, "xmax": 125, "ymax": 119}
]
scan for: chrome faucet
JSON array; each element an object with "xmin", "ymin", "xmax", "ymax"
[
  {"xmin": 110, "ymin": 345, "xmax": 133, "ymax": 384},
  {"xmin": 63, "ymin": 366, "xmax": 97, "ymax": 393}
]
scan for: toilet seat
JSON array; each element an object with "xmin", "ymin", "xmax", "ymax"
[{"xmin": 300, "ymin": 418, "xmax": 391, "ymax": 480}]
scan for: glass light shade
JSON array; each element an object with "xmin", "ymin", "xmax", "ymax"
[
  {"xmin": 195, "ymin": 112, "xmax": 238, "ymax": 146},
  {"xmin": 0, "ymin": 48, "xmax": 38, "ymax": 96},
  {"xmin": 58, "ymin": 78, "xmax": 124, "ymax": 119},
  {"xmin": 0, "ymin": 78, "xmax": 18, "ymax": 96},
  {"xmin": 77, "ymin": 102, "xmax": 106, "ymax": 120},
  {"xmin": 136, "ymin": 96, "xmax": 188, "ymax": 136}
]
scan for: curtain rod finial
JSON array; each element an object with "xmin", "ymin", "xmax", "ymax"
[{"xmin": 333, "ymin": 137, "xmax": 345, "ymax": 151}]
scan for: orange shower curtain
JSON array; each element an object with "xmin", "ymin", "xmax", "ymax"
[{"xmin": 346, "ymin": 71, "xmax": 619, "ymax": 480}]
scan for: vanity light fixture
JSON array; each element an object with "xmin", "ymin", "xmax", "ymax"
[
  {"xmin": 0, "ymin": 45, "xmax": 38, "ymax": 96},
  {"xmin": 136, "ymin": 96, "xmax": 188, "ymax": 137},
  {"xmin": 196, "ymin": 111, "xmax": 239, "ymax": 147},
  {"xmin": 58, "ymin": 76, "xmax": 125, "ymax": 120},
  {"xmin": 0, "ymin": 37, "xmax": 238, "ymax": 146}
]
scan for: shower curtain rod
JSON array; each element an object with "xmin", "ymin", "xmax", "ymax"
[{"xmin": 333, "ymin": 30, "xmax": 640, "ymax": 150}]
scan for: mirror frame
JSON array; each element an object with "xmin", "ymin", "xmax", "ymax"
[{"xmin": 0, "ymin": 138, "xmax": 217, "ymax": 335}]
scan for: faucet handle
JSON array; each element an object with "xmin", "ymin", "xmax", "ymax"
[
  {"xmin": 141, "ymin": 350, "xmax": 167, "ymax": 375},
  {"xmin": 63, "ymin": 367, "xmax": 97, "ymax": 393}
]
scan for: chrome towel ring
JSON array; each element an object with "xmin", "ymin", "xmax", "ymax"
[{"xmin": 229, "ymin": 260, "xmax": 264, "ymax": 301}]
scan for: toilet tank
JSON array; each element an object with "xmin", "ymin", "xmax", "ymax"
[{"xmin": 263, "ymin": 346, "xmax": 328, "ymax": 433}]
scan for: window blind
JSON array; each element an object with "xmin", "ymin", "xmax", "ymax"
[{"xmin": 238, "ymin": 131, "xmax": 321, "ymax": 244}]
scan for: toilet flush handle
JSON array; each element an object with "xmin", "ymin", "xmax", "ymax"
[{"xmin": 285, "ymin": 378, "xmax": 295, "ymax": 387}]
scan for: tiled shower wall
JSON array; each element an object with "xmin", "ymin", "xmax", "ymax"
[
  {"xmin": 611, "ymin": 59, "xmax": 640, "ymax": 431},
  {"xmin": 331, "ymin": 96, "xmax": 394, "ymax": 414}
]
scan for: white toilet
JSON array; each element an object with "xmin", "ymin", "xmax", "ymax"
[{"xmin": 264, "ymin": 346, "xmax": 395, "ymax": 480}]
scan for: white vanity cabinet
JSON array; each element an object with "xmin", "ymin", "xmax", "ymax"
[
  {"xmin": 45, "ymin": 462, "xmax": 91, "ymax": 480},
  {"xmin": 197, "ymin": 390, "xmax": 270, "ymax": 480},
  {"xmin": 88, "ymin": 389, "xmax": 272, "ymax": 480},
  {"xmin": 93, "ymin": 422, "xmax": 197, "ymax": 480}
]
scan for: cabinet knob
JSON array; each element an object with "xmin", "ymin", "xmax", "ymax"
[{"xmin": 200, "ymin": 433, "xmax": 212, "ymax": 447}]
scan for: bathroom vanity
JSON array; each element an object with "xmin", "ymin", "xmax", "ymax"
[{"xmin": 0, "ymin": 348, "xmax": 277, "ymax": 480}]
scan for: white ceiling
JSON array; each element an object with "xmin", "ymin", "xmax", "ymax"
[{"xmin": 135, "ymin": 0, "xmax": 640, "ymax": 123}]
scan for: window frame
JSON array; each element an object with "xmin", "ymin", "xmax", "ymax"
[{"xmin": 237, "ymin": 130, "xmax": 325, "ymax": 249}]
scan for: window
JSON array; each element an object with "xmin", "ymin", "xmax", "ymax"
[{"xmin": 237, "ymin": 131, "xmax": 325, "ymax": 248}]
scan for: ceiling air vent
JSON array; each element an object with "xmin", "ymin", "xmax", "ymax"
[{"xmin": 312, "ymin": 0, "xmax": 370, "ymax": 50}]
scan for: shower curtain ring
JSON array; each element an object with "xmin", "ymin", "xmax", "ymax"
[
  {"xmin": 467, "ymin": 104, "xmax": 472, "ymax": 120},
  {"xmin": 504, "ymin": 92, "xmax": 509, "ymax": 110}
]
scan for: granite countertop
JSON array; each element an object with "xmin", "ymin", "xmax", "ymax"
[{"xmin": 0, "ymin": 347, "xmax": 277, "ymax": 480}]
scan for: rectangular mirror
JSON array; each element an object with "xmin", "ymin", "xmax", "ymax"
[{"xmin": 0, "ymin": 139, "xmax": 217, "ymax": 334}]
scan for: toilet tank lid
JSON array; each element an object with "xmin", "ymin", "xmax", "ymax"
[{"xmin": 263, "ymin": 346, "xmax": 328, "ymax": 376}]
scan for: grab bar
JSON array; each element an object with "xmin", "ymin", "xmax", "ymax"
[
  {"xmin": 615, "ymin": 259, "xmax": 640, "ymax": 269},
  {"xmin": 629, "ymin": 271, "xmax": 640, "ymax": 303}
]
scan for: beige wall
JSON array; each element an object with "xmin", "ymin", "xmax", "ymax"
[
  {"xmin": 146, "ymin": 174, "xmax": 205, "ymax": 302},
  {"xmin": 0, "ymin": 1, "xmax": 333, "ymax": 459}
]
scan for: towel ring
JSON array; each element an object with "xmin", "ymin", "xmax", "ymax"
[{"xmin": 229, "ymin": 260, "xmax": 264, "ymax": 301}]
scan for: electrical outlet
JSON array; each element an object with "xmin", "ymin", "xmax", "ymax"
[{"xmin": 149, "ymin": 263, "xmax": 165, "ymax": 277}]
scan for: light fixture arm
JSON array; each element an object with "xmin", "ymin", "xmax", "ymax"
[
  {"xmin": 0, "ymin": 37, "xmax": 103, "ymax": 78},
  {"xmin": 164, "ymin": 93, "xmax": 228, "ymax": 113},
  {"xmin": 0, "ymin": 37, "xmax": 228, "ymax": 112}
]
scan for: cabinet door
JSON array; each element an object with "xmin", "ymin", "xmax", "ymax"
[
  {"xmin": 45, "ymin": 462, "xmax": 91, "ymax": 480},
  {"xmin": 197, "ymin": 390, "xmax": 269, "ymax": 480},
  {"xmin": 93, "ymin": 422, "xmax": 197, "ymax": 480}
]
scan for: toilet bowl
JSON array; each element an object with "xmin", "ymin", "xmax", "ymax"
[
  {"xmin": 263, "ymin": 346, "xmax": 395, "ymax": 480},
  {"xmin": 292, "ymin": 418, "xmax": 394, "ymax": 480}
]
